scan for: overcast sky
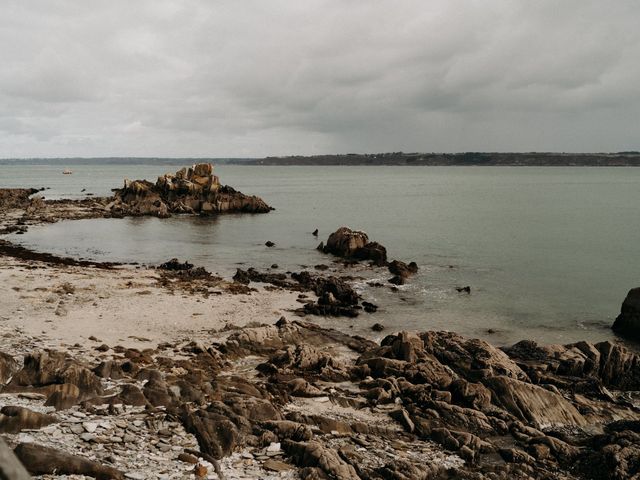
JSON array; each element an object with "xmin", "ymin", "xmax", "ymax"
[{"xmin": 1, "ymin": 1, "xmax": 639, "ymax": 158}]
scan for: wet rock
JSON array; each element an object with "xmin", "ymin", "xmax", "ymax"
[
  {"xmin": 353, "ymin": 241, "xmax": 388, "ymax": 266},
  {"xmin": 371, "ymin": 323, "xmax": 385, "ymax": 332},
  {"xmin": 362, "ymin": 301, "xmax": 378, "ymax": 313},
  {"xmin": 14, "ymin": 442, "xmax": 124, "ymax": 479},
  {"xmin": 312, "ymin": 229, "xmax": 318, "ymax": 236},
  {"xmin": 388, "ymin": 275, "xmax": 405, "ymax": 285},
  {"xmin": 0, "ymin": 406, "xmax": 57, "ymax": 433},
  {"xmin": 265, "ymin": 241, "xmax": 275, "ymax": 247},
  {"xmin": 456, "ymin": 286, "xmax": 471, "ymax": 294},
  {"xmin": 388, "ymin": 259, "xmax": 418, "ymax": 279},
  {"xmin": 612, "ymin": 287, "xmax": 640, "ymax": 341},
  {"xmin": 324, "ymin": 227, "xmax": 369, "ymax": 258},
  {"xmin": 159, "ymin": 258, "xmax": 194, "ymax": 270}
]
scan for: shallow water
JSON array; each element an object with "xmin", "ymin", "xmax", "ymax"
[{"xmin": 2, "ymin": 163, "xmax": 639, "ymax": 346}]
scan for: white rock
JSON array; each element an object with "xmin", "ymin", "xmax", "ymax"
[
  {"xmin": 83, "ymin": 422, "xmax": 99, "ymax": 433},
  {"xmin": 267, "ymin": 442, "xmax": 281, "ymax": 452}
]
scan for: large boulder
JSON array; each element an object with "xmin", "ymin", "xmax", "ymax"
[
  {"xmin": 612, "ymin": 288, "xmax": 640, "ymax": 341},
  {"xmin": 483, "ymin": 376, "xmax": 587, "ymax": 428},
  {"xmin": 324, "ymin": 226, "xmax": 369, "ymax": 258}
]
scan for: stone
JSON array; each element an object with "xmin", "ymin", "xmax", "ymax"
[
  {"xmin": 14, "ymin": 442, "xmax": 124, "ymax": 479},
  {"xmin": 612, "ymin": 287, "xmax": 640, "ymax": 340},
  {"xmin": 324, "ymin": 227, "xmax": 369, "ymax": 258},
  {"xmin": 483, "ymin": 376, "xmax": 587, "ymax": 428},
  {"xmin": 0, "ymin": 351, "xmax": 18, "ymax": 384},
  {"xmin": 388, "ymin": 259, "xmax": 418, "ymax": 279},
  {"xmin": 111, "ymin": 164, "xmax": 271, "ymax": 217},
  {"xmin": 6, "ymin": 350, "xmax": 103, "ymax": 399},
  {"xmin": 0, "ymin": 438, "xmax": 30, "ymax": 480},
  {"xmin": 264, "ymin": 459, "xmax": 294, "ymax": 472},
  {"xmin": 0, "ymin": 406, "xmax": 57, "ymax": 433}
]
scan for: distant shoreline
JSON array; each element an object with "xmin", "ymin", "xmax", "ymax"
[{"xmin": 1, "ymin": 151, "xmax": 640, "ymax": 166}]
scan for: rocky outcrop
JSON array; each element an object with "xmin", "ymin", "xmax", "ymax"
[
  {"xmin": 612, "ymin": 287, "xmax": 640, "ymax": 341},
  {"xmin": 0, "ymin": 188, "xmax": 40, "ymax": 209},
  {"xmin": 322, "ymin": 227, "xmax": 388, "ymax": 266},
  {"xmin": 3, "ymin": 350, "xmax": 103, "ymax": 401},
  {"xmin": 108, "ymin": 163, "xmax": 272, "ymax": 218}
]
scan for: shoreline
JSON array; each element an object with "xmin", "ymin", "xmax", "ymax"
[{"xmin": 1, "ymin": 187, "xmax": 640, "ymax": 479}]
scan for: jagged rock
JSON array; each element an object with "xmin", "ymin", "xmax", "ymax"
[
  {"xmin": 419, "ymin": 331, "xmax": 529, "ymax": 382},
  {"xmin": 110, "ymin": 164, "xmax": 271, "ymax": 218},
  {"xmin": 14, "ymin": 442, "xmax": 124, "ymax": 479},
  {"xmin": 5, "ymin": 351, "xmax": 103, "ymax": 399},
  {"xmin": 143, "ymin": 377, "xmax": 176, "ymax": 407},
  {"xmin": 612, "ymin": 287, "xmax": 640, "ymax": 341},
  {"xmin": 0, "ymin": 406, "xmax": 57, "ymax": 433},
  {"xmin": 180, "ymin": 407, "xmax": 240, "ymax": 459},
  {"xmin": 503, "ymin": 339, "xmax": 640, "ymax": 390},
  {"xmin": 262, "ymin": 420, "xmax": 313, "ymax": 442},
  {"xmin": 116, "ymin": 384, "xmax": 149, "ymax": 406},
  {"xmin": 483, "ymin": 376, "xmax": 587, "ymax": 428},
  {"xmin": 0, "ymin": 351, "xmax": 18, "ymax": 384},
  {"xmin": 44, "ymin": 383, "xmax": 80, "ymax": 410},
  {"xmin": 0, "ymin": 188, "xmax": 39, "ymax": 209},
  {"xmin": 283, "ymin": 440, "xmax": 360, "ymax": 480}
]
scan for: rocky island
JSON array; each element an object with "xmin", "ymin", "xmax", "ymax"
[{"xmin": 0, "ymin": 176, "xmax": 639, "ymax": 480}]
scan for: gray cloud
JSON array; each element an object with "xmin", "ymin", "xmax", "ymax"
[{"xmin": 0, "ymin": 0, "xmax": 639, "ymax": 157}]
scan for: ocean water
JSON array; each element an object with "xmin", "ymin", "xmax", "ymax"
[{"xmin": 2, "ymin": 163, "xmax": 639, "ymax": 347}]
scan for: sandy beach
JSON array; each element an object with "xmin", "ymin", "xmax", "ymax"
[{"xmin": 0, "ymin": 255, "xmax": 302, "ymax": 354}]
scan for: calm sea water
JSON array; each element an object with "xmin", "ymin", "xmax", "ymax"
[{"xmin": 2, "ymin": 163, "xmax": 639, "ymax": 346}]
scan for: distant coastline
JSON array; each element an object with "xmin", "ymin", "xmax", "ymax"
[
  {"xmin": 250, "ymin": 151, "xmax": 640, "ymax": 166},
  {"xmin": 1, "ymin": 151, "xmax": 640, "ymax": 166}
]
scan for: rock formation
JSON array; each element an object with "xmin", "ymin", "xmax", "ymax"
[
  {"xmin": 612, "ymin": 287, "xmax": 640, "ymax": 341},
  {"xmin": 108, "ymin": 163, "xmax": 272, "ymax": 218},
  {"xmin": 322, "ymin": 227, "xmax": 388, "ymax": 266},
  {"xmin": 1, "ymin": 320, "xmax": 640, "ymax": 479}
]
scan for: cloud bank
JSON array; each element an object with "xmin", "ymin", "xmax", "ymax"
[{"xmin": 1, "ymin": 0, "xmax": 639, "ymax": 157}]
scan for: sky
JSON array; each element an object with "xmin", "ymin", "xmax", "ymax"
[{"xmin": 1, "ymin": 0, "xmax": 639, "ymax": 158}]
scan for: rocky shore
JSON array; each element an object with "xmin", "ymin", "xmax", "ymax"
[{"xmin": 1, "ymin": 178, "xmax": 639, "ymax": 479}]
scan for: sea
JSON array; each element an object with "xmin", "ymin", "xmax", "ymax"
[{"xmin": 1, "ymin": 161, "xmax": 639, "ymax": 347}]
